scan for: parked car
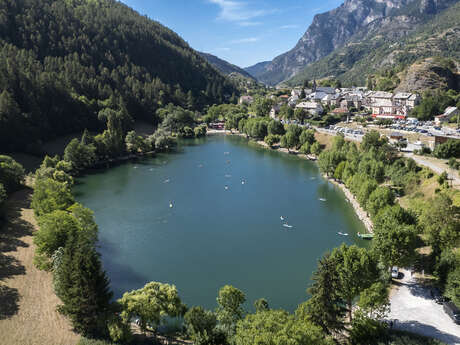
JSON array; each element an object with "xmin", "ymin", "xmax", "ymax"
[
  {"xmin": 443, "ymin": 301, "xmax": 460, "ymax": 324},
  {"xmin": 430, "ymin": 287, "xmax": 448, "ymax": 304},
  {"xmin": 391, "ymin": 266, "xmax": 399, "ymax": 279}
]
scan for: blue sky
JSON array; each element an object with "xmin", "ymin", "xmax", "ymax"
[{"xmin": 119, "ymin": 0, "xmax": 344, "ymax": 68}]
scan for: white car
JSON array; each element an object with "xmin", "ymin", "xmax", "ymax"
[{"xmin": 391, "ymin": 266, "xmax": 399, "ymax": 279}]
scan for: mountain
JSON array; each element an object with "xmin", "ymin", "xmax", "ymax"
[
  {"xmin": 0, "ymin": 0, "xmax": 237, "ymax": 152},
  {"xmin": 287, "ymin": 0, "xmax": 460, "ymax": 89},
  {"xmin": 244, "ymin": 61, "xmax": 271, "ymax": 79},
  {"xmin": 199, "ymin": 52, "xmax": 255, "ymax": 80},
  {"xmin": 251, "ymin": 0, "xmax": 458, "ymax": 86}
]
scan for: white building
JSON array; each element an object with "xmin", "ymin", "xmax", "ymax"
[
  {"xmin": 435, "ymin": 107, "xmax": 459, "ymax": 125},
  {"xmin": 295, "ymin": 102, "xmax": 324, "ymax": 116}
]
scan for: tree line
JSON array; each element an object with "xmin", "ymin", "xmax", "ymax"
[
  {"xmin": 318, "ymin": 130, "xmax": 460, "ymax": 305},
  {"xmin": 0, "ymin": 155, "xmax": 25, "ymax": 225},
  {"xmin": 0, "ymin": 0, "xmax": 238, "ymax": 152},
  {"xmin": 30, "ymin": 149, "xmax": 395, "ymax": 344}
]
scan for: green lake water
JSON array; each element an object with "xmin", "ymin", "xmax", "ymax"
[{"xmin": 74, "ymin": 135, "xmax": 367, "ymax": 312}]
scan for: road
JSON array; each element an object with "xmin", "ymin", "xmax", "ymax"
[
  {"xmin": 404, "ymin": 153, "xmax": 460, "ymax": 188},
  {"xmin": 388, "ymin": 269, "xmax": 460, "ymax": 345}
]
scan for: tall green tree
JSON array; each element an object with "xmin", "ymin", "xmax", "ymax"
[
  {"xmin": 118, "ymin": 282, "xmax": 187, "ymax": 334},
  {"xmin": 297, "ymin": 254, "xmax": 346, "ymax": 335},
  {"xmin": 57, "ymin": 229, "xmax": 113, "ymax": 337},
  {"xmin": 31, "ymin": 178, "xmax": 75, "ymax": 216},
  {"xmin": 216, "ymin": 285, "xmax": 246, "ymax": 340},
  {"xmin": 372, "ymin": 205, "xmax": 418, "ymax": 268},
  {"xmin": 330, "ymin": 244, "xmax": 379, "ymax": 322},
  {"xmin": 184, "ymin": 307, "xmax": 222, "ymax": 345},
  {"xmin": 0, "ymin": 155, "xmax": 25, "ymax": 193},
  {"xmin": 419, "ymin": 194, "xmax": 460, "ymax": 256}
]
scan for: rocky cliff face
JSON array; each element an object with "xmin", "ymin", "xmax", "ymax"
[
  {"xmin": 395, "ymin": 58, "xmax": 459, "ymax": 92},
  {"xmin": 249, "ymin": 0, "xmax": 455, "ymax": 85}
]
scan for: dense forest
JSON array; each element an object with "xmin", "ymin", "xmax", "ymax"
[{"xmin": 0, "ymin": 0, "xmax": 237, "ymax": 152}]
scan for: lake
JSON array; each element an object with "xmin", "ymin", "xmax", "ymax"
[{"xmin": 74, "ymin": 134, "xmax": 367, "ymax": 312}]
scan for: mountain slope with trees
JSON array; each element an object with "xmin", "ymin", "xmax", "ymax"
[
  {"xmin": 288, "ymin": 0, "xmax": 460, "ymax": 89},
  {"xmin": 248, "ymin": 0, "xmax": 459, "ymax": 86},
  {"xmin": 0, "ymin": 0, "xmax": 237, "ymax": 152},
  {"xmin": 199, "ymin": 52, "xmax": 255, "ymax": 80}
]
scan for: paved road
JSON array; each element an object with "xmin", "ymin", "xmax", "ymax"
[
  {"xmin": 389, "ymin": 269, "xmax": 460, "ymax": 345},
  {"xmin": 404, "ymin": 153, "xmax": 460, "ymax": 188}
]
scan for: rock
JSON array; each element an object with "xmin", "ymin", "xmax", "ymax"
[{"xmin": 395, "ymin": 57, "xmax": 459, "ymax": 93}]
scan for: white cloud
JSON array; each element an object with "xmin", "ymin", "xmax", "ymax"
[
  {"xmin": 208, "ymin": 0, "xmax": 276, "ymax": 24},
  {"xmin": 280, "ymin": 24, "xmax": 299, "ymax": 29},
  {"xmin": 230, "ymin": 37, "xmax": 260, "ymax": 44},
  {"xmin": 238, "ymin": 21, "xmax": 262, "ymax": 27}
]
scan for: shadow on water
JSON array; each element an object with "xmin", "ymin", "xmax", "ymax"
[{"xmin": 97, "ymin": 236, "xmax": 149, "ymax": 298}]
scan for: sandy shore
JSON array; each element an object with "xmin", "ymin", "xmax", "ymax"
[{"xmin": 327, "ymin": 179, "xmax": 374, "ymax": 234}]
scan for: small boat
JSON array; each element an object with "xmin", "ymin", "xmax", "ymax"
[
  {"xmin": 283, "ymin": 224, "xmax": 293, "ymax": 229},
  {"xmin": 164, "ymin": 179, "xmax": 170, "ymax": 183},
  {"xmin": 280, "ymin": 216, "xmax": 285, "ymax": 221},
  {"xmin": 357, "ymin": 232, "xmax": 374, "ymax": 240},
  {"xmin": 241, "ymin": 180, "xmax": 245, "ymax": 185},
  {"xmin": 319, "ymin": 198, "xmax": 327, "ymax": 202},
  {"xmin": 169, "ymin": 202, "xmax": 173, "ymax": 208},
  {"xmin": 338, "ymin": 232, "xmax": 348, "ymax": 236},
  {"xmin": 224, "ymin": 186, "xmax": 229, "ymax": 190}
]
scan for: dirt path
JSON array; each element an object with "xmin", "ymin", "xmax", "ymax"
[{"xmin": 0, "ymin": 188, "xmax": 79, "ymax": 345}]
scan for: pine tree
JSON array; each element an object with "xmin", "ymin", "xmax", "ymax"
[
  {"xmin": 297, "ymin": 253, "xmax": 346, "ymax": 335},
  {"xmin": 57, "ymin": 229, "xmax": 113, "ymax": 337}
]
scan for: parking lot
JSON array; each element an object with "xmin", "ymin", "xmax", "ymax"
[{"xmin": 389, "ymin": 269, "xmax": 460, "ymax": 345}]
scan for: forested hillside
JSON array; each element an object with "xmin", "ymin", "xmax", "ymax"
[
  {"xmin": 0, "ymin": 0, "xmax": 237, "ymax": 152},
  {"xmin": 287, "ymin": 0, "xmax": 460, "ymax": 88},
  {"xmin": 199, "ymin": 52, "xmax": 255, "ymax": 80}
]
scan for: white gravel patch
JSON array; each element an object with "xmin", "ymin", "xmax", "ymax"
[{"xmin": 388, "ymin": 269, "xmax": 460, "ymax": 345}]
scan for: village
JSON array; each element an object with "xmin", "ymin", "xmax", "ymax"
[{"xmin": 237, "ymin": 82, "xmax": 460, "ymax": 153}]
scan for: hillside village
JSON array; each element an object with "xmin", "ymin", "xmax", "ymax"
[{"xmin": 238, "ymin": 82, "xmax": 460, "ymax": 153}]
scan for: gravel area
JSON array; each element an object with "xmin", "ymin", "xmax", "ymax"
[{"xmin": 389, "ymin": 269, "xmax": 460, "ymax": 345}]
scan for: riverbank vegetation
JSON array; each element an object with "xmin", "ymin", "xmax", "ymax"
[
  {"xmin": 0, "ymin": 0, "xmax": 237, "ymax": 153},
  {"xmin": 317, "ymin": 130, "xmax": 460, "ymax": 303}
]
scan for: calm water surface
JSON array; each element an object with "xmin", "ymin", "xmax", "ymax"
[{"xmin": 74, "ymin": 135, "xmax": 366, "ymax": 312}]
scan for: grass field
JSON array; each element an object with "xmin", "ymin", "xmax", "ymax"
[{"xmin": 0, "ymin": 187, "xmax": 79, "ymax": 345}]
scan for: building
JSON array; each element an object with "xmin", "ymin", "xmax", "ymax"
[
  {"xmin": 331, "ymin": 108, "xmax": 350, "ymax": 115},
  {"xmin": 435, "ymin": 107, "xmax": 459, "ymax": 125},
  {"xmin": 394, "ymin": 93, "xmax": 420, "ymax": 108},
  {"xmin": 321, "ymin": 94, "xmax": 341, "ymax": 107},
  {"xmin": 316, "ymin": 86, "xmax": 336, "ymax": 94},
  {"xmin": 239, "ymin": 95, "xmax": 254, "ymax": 105},
  {"xmin": 269, "ymin": 105, "xmax": 281, "ymax": 119},
  {"xmin": 295, "ymin": 102, "xmax": 324, "ymax": 116}
]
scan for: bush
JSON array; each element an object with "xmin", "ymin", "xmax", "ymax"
[
  {"xmin": 0, "ymin": 155, "xmax": 25, "ymax": 193},
  {"xmin": 264, "ymin": 134, "xmax": 280, "ymax": 147},
  {"xmin": 434, "ymin": 139, "xmax": 460, "ymax": 159}
]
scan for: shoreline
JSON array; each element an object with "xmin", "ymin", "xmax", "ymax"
[
  {"xmin": 327, "ymin": 178, "xmax": 374, "ymax": 234},
  {"xmin": 207, "ymin": 129, "xmax": 373, "ymax": 234}
]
